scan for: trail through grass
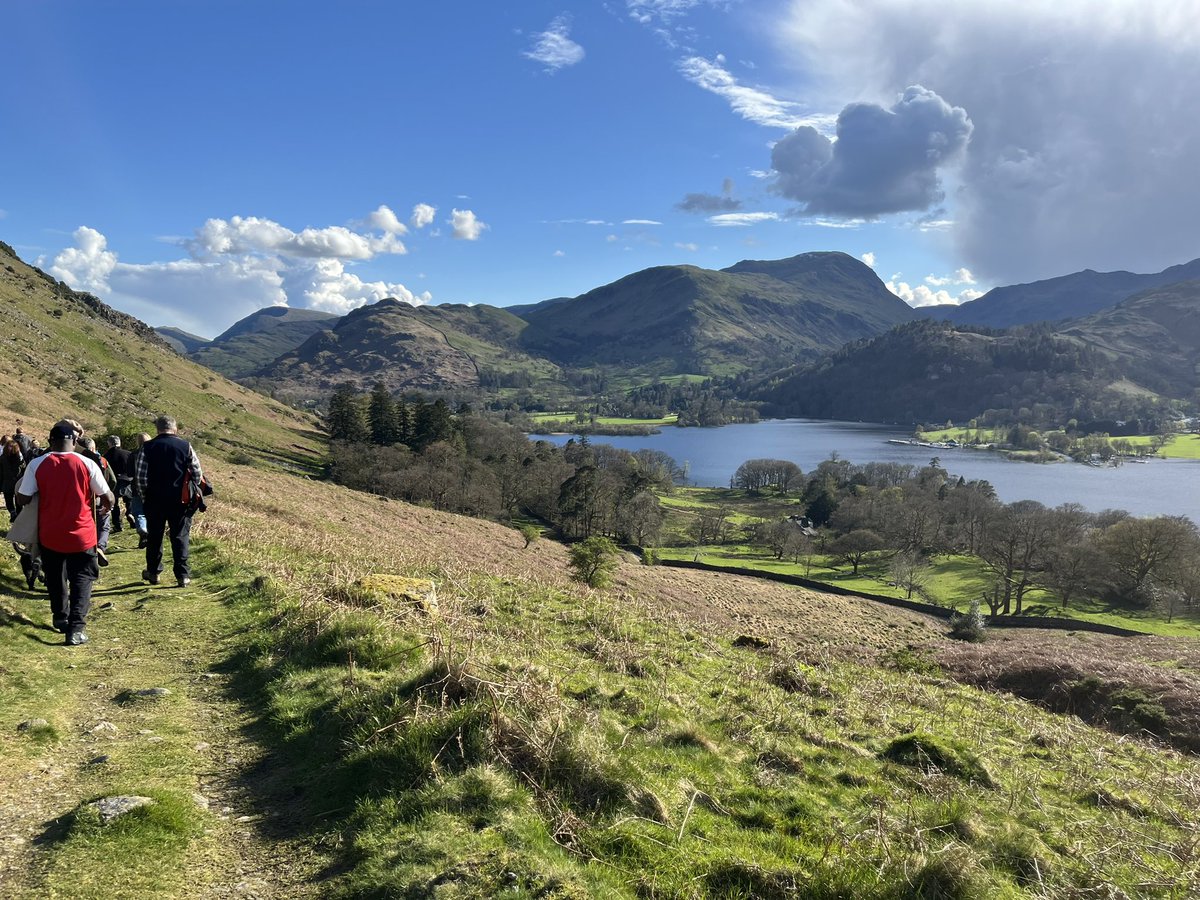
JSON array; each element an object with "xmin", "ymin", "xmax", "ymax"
[{"xmin": 0, "ymin": 524, "xmax": 328, "ymax": 898}]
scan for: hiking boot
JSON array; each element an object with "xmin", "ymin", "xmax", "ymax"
[
  {"xmin": 137, "ymin": 533, "xmax": 148, "ymax": 549},
  {"xmin": 65, "ymin": 631, "xmax": 89, "ymax": 646},
  {"xmin": 177, "ymin": 577, "xmax": 191, "ymax": 588},
  {"xmin": 142, "ymin": 569, "xmax": 159, "ymax": 585},
  {"xmin": 96, "ymin": 548, "xmax": 109, "ymax": 567},
  {"xmin": 52, "ymin": 617, "xmax": 68, "ymax": 633}
]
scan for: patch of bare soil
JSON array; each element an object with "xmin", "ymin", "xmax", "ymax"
[{"xmin": 937, "ymin": 631, "xmax": 1200, "ymax": 753}]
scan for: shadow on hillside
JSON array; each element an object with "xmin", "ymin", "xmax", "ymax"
[{"xmin": 209, "ymin": 638, "xmax": 356, "ymax": 887}]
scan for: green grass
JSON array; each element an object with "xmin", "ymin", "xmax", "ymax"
[
  {"xmin": 1122, "ymin": 432, "xmax": 1200, "ymax": 459},
  {"xmin": 658, "ymin": 545, "xmax": 1200, "ymax": 637}
]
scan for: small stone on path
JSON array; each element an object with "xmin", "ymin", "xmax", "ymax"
[
  {"xmin": 91, "ymin": 795, "xmax": 154, "ymax": 824},
  {"xmin": 16, "ymin": 719, "xmax": 49, "ymax": 732},
  {"xmin": 134, "ymin": 687, "xmax": 171, "ymax": 699},
  {"xmin": 92, "ymin": 721, "xmax": 118, "ymax": 734},
  {"xmin": 85, "ymin": 755, "xmax": 110, "ymax": 766}
]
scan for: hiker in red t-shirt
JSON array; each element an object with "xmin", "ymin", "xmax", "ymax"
[{"xmin": 16, "ymin": 420, "xmax": 115, "ymax": 646}]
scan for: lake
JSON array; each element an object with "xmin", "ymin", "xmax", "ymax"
[{"xmin": 538, "ymin": 419, "xmax": 1200, "ymax": 520}]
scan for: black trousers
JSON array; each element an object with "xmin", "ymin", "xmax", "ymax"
[
  {"xmin": 40, "ymin": 546, "xmax": 99, "ymax": 631},
  {"xmin": 145, "ymin": 502, "xmax": 192, "ymax": 581}
]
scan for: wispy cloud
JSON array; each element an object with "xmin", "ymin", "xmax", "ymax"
[
  {"xmin": 675, "ymin": 241, "xmax": 699, "ymax": 251},
  {"xmin": 810, "ymin": 218, "xmax": 865, "ymax": 229},
  {"xmin": 623, "ymin": 218, "xmax": 663, "ymax": 225},
  {"xmin": 706, "ymin": 211, "xmax": 780, "ymax": 227},
  {"xmin": 925, "ymin": 268, "xmax": 975, "ymax": 287},
  {"xmin": 524, "ymin": 16, "xmax": 585, "ymax": 71},
  {"xmin": 679, "ymin": 56, "xmax": 836, "ymax": 132}
]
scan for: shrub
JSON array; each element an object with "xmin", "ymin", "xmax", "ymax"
[
  {"xmin": 567, "ymin": 536, "xmax": 619, "ymax": 588},
  {"xmin": 880, "ymin": 733, "xmax": 996, "ymax": 788},
  {"xmin": 517, "ymin": 523, "xmax": 540, "ymax": 548},
  {"xmin": 949, "ymin": 600, "xmax": 987, "ymax": 642}
]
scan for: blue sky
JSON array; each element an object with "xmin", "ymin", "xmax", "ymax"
[{"xmin": 3, "ymin": 1, "xmax": 1197, "ymax": 338}]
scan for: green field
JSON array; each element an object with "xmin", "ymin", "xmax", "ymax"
[
  {"xmin": 658, "ymin": 544, "xmax": 1200, "ymax": 637},
  {"xmin": 921, "ymin": 425, "xmax": 1200, "ymax": 460},
  {"xmin": 529, "ymin": 412, "xmax": 679, "ymax": 428}
]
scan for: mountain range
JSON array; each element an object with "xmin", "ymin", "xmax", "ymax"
[
  {"xmin": 31, "ymin": 237, "xmax": 1200, "ymax": 424},
  {"xmin": 925, "ymin": 258, "xmax": 1200, "ymax": 328}
]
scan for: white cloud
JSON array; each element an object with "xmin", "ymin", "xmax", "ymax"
[
  {"xmin": 410, "ymin": 203, "xmax": 436, "ymax": 229},
  {"xmin": 189, "ymin": 216, "xmax": 406, "ymax": 260},
  {"xmin": 778, "ymin": 0, "xmax": 1200, "ymax": 281},
  {"xmin": 675, "ymin": 242, "xmax": 699, "ymax": 251},
  {"xmin": 861, "ymin": 252, "xmax": 876, "ymax": 267},
  {"xmin": 365, "ymin": 205, "xmax": 407, "ymax": 235},
  {"xmin": 679, "ymin": 56, "xmax": 837, "ymax": 132},
  {"xmin": 887, "ymin": 278, "xmax": 984, "ymax": 308},
  {"xmin": 47, "ymin": 226, "xmax": 117, "ymax": 293},
  {"xmin": 925, "ymin": 268, "xmax": 975, "ymax": 287},
  {"xmin": 606, "ymin": 234, "xmax": 619, "ymax": 242},
  {"xmin": 811, "ymin": 218, "xmax": 865, "ymax": 229},
  {"xmin": 45, "ymin": 210, "xmax": 432, "ymax": 337},
  {"xmin": 450, "ymin": 208, "xmax": 487, "ymax": 240},
  {"xmin": 0, "ymin": 208, "xmax": 8, "ymax": 219},
  {"xmin": 284, "ymin": 258, "xmax": 431, "ymax": 316},
  {"xmin": 524, "ymin": 16, "xmax": 585, "ymax": 71},
  {"xmin": 553, "ymin": 249, "xmax": 565, "ymax": 257},
  {"xmin": 623, "ymin": 219, "xmax": 663, "ymax": 225},
  {"xmin": 706, "ymin": 211, "xmax": 780, "ymax": 227}
]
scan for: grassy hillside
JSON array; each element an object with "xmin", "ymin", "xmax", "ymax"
[
  {"xmin": 262, "ymin": 298, "xmax": 563, "ymax": 400},
  {"xmin": 189, "ymin": 306, "xmax": 338, "ymax": 379},
  {"xmin": 0, "ymin": 241, "xmax": 320, "ymax": 469},
  {"xmin": 2, "ymin": 240, "xmax": 1199, "ymax": 897},
  {"xmin": 755, "ymin": 315, "xmax": 1196, "ymax": 426},
  {"xmin": 519, "ymin": 252, "xmax": 916, "ymax": 375}
]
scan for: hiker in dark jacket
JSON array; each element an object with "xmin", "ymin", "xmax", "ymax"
[
  {"xmin": 1, "ymin": 438, "xmax": 24, "ymax": 521},
  {"xmin": 136, "ymin": 416, "xmax": 203, "ymax": 588},
  {"xmin": 103, "ymin": 436, "xmax": 133, "ymax": 533}
]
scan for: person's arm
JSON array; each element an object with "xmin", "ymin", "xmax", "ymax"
[
  {"xmin": 86, "ymin": 459, "xmax": 114, "ymax": 514},
  {"xmin": 14, "ymin": 458, "xmax": 40, "ymax": 506},
  {"xmin": 134, "ymin": 447, "xmax": 148, "ymax": 497},
  {"xmin": 189, "ymin": 446, "xmax": 204, "ymax": 484}
]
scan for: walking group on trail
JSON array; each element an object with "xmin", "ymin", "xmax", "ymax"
[{"xmin": 2, "ymin": 415, "xmax": 207, "ymax": 646}]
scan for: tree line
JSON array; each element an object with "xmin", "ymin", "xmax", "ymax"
[
  {"xmin": 714, "ymin": 455, "xmax": 1200, "ymax": 616},
  {"xmin": 326, "ymin": 383, "xmax": 681, "ymax": 545}
]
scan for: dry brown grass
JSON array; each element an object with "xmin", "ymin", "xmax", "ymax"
[{"xmin": 938, "ymin": 631, "xmax": 1200, "ymax": 752}]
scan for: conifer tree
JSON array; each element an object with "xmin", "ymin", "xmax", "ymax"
[
  {"xmin": 368, "ymin": 383, "xmax": 400, "ymax": 445},
  {"xmin": 327, "ymin": 384, "xmax": 369, "ymax": 443}
]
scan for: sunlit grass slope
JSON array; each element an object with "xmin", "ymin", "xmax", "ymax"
[{"xmin": 0, "ymin": 240, "xmax": 320, "ymax": 468}]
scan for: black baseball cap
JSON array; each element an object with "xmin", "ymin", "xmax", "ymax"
[{"xmin": 49, "ymin": 420, "xmax": 79, "ymax": 441}]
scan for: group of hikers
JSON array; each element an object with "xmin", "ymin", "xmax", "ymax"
[{"xmin": 2, "ymin": 416, "xmax": 206, "ymax": 646}]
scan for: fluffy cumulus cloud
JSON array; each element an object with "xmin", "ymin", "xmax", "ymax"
[
  {"xmin": 887, "ymin": 272, "xmax": 984, "ymax": 308},
  {"xmin": 410, "ymin": 203, "xmax": 436, "ymax": 229},
  {"xmin": 861, "ymin": 251, "xmax": 876, "ymax": 268},
  {"xmin": 450, "ymin": 209, "xmax": 487, "ymax": 240},
  {"xmin": 48, "ymin": 226, "xmax": 117, "ymax": 293},
  {"xmin": 771, "ymin": 86, "xmax": 972, "ymax": 217},
  {"xmin": 524, "ymin": 16, "xmax": 585, "ymax": 71},
  {"xmin": 44, "ymin": 208, "xmax": 440, "ymax": 336},
  {"xmin": 778, "ymin": 0, "xmax": 1200, "ymax": 281}
]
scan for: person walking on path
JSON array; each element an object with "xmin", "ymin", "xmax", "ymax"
[
  {"xmin": 136, "ymin": 416, "xmax": 203, "ymax": 587},
  {"xmin": 127, "ymin": 432, "xmax": 150, "ymax": 546},
  {"xmin": 103, "ymin": 435, "xmax": 133, "ymax": 534},
  {"xmin": 1, "ymin": 438, "xmax": 24, "ymax": 521},
  {"xmin": 15, "ymin": 420, "xmax": 114, "ymax": 645}
]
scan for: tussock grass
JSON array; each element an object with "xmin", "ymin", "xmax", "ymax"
[{"xmin": 182, "ymin": 464, "xmax": 1200, "ymax": 897}]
